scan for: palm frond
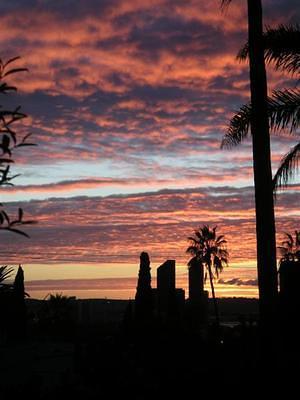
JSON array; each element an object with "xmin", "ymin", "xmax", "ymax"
[
  {"xmin": 237, "ymin": 42, "xmax": 249, "ymax": 62},
  {"xmin": 213, "ymin": 256, "xmax": 223, "ymax": 277},
  {"xmin": 238, "ymin": 24, "xmax": 300, "ymax": 75},
  {"xmin": 264, "ymin": 24, "xmax": 300, "ymax": 75},
  {"xmin": 211, "ymin": 226, "xmax": 217, "ymax": 240},
  {"xmin": 216, "ymin": 235, "xmax": 227, "ymax": 246},
  {"xmin": 194, "ymin": 231, "xmax": 203, "ymax": 240},
  {"xmin": 221, "ymin": 103, "xmax": 252, "ymax": 148},
  {"xmin": 273, "ymin": 141, "xmax": 300, "ymax": 191},
  {"xmin": 220, "ymin": 256, "xmax": 229, "ymax": 265},
  {"xmin": 219, "ymin": 248, "xmax": 229, "ymax": 258},
  {"xmin": 269, "ymin": 89, "xmax": 300, "ymax": 133},
  {"xmin": 0, "ymin": 265, "xmax": 14, "ymax": 285},
  {"xmin": 222, "ymin": 88, "xmax": 300, "ymax": 149},
  {"xmin": 216, "ymin": 234, "xmax": 225, "ymax": 242},
  {"xmin": 186, "ymin": 245, "xmax": 198, "ymax": 255},
  {"xmin": 285, "ymin": 232, "xmax": 294, "ymax": 246}
]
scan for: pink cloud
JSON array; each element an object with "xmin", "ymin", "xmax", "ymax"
[{"xmin": 1, "ymin": 186, "xmax": 299, "ymax": 265}]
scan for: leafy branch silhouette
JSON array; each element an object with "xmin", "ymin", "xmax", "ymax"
[{"xmin": 0, "ymin": 56, "xmax": 36, "ymax": 237}]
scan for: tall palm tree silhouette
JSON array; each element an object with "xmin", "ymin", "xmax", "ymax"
[
  {"xmin": 186, "ymin": 225, "xmax": 228, "ymax": 326},
  {"xmin": 222, "ymin": 24, "xmax": 300, "ymax": 191},
  {"xmin": 221, "ymin": 0, "xmax": 278, "ymax": 339}
]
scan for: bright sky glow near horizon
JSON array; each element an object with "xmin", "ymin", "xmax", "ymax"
[{"xmin": 0, "ymin": 0, "xmax": 299, "ymax": 299}]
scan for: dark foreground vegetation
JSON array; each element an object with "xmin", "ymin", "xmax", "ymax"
[{"xmin": 0, "ymin": 295, "xmax": 299, "ymax": 399}]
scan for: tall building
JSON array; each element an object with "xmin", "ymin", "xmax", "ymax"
[
  {"xmin": 187, "ymin": 257, "xmax": 208, "ymax": 325},
  {"xmin": 157, "ymin": 260, "xmax": 175, "ymax": 296},
  {"xmin": 188, "ymin": 257, "xmax": 204, "ymax": 304},
  {"xmin": 157, "ymin": 260, "xmax": 184, "ymax": 321},
  {"xmin": 135, "ymin": 252, "xmax": 153, "ymax": 321}
]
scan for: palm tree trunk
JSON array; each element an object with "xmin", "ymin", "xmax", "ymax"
[
  {"xmin": 247, "ymin": 0, "xmax": 278, "ymax": 346},
  {"xmin": 207, "ymin": 261, "xmax": 219, "ymax": 328}
]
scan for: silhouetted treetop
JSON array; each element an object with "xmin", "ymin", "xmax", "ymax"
[{"xmin": 278, "ymin": 230, "xmax": 300, "ymax": 262}]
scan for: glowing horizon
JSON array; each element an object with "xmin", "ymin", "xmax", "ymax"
[{"xmin": 16, "ymin": 260, "xmax": 260, "ymax": 300}]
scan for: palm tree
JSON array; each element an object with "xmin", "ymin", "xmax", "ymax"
[
  {"xmin": 186, "ymin": 225, "xmax": 229, "ymax": 326},
  {"xmin": 222, "ymin": 24, "xmax": 300, "ymax": 191},
  {"xmin": 221, "ymin": 0, "xmax": 278, "ymax": 337},
  {"xmin": 278, "ymin": 230, "xmax": 300, "ymax": 262}
]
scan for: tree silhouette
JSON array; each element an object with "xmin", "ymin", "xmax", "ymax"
[
  {"xmin": 186, "ymin": 225, "xmax": 228, "ymax": 327},
  {"xmin": 0, "ymin": 266, "xmax": 14, "ymax": 325},
  {"xmin": 48, "ymin": 293, "xmax": 73, "ymax": 323},
  {"xmin": 0, "ymin": 57, "xmax": 36, "ymax": 340},
  {"xmin": 0, "ymin": 265, "xmax": 28, "ymax": 340},
  {"xmin": 221, "ymin": 0, "xmax": 278, "ymax": 342},
  {"xmin": 37, "ymin": 293, "xmax": 74, "ymax": 332},
  {"xmin": 12, "ymin": 265, "xmax": 27, "ymax": 339},
  {"xmin": 278, "ymin": 230, "xmax": 300, "ymax": 262},
  {"xmin": 222, "ymin": 24, "xmax": 300, "ymax": 192},
  {"xmin": 135, "ymin": 252, "xmax": 153, "ymax": 322},
  {"xmin": 0, "ymin": 56, "xmax": 36, "ymax": 237}
]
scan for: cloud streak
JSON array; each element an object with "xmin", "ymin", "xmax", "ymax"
[
  {"xmin": 218, "ymin": 278, "xmax": 258, "ymax": 287},
  {"xmin": 1, "ymin": 186, "xmax": 299, "ymax": 265}
]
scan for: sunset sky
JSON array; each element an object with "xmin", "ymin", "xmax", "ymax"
[{"xmin": 1, "ymin": 0, "xmax": 299, "ymax": 299}]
